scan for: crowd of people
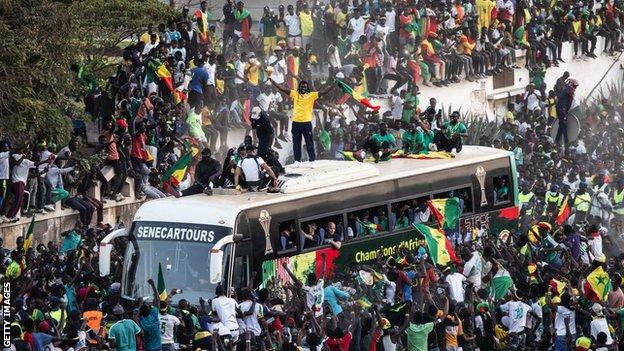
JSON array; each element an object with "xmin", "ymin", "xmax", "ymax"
[{"xmin": 3, "ymin": 0, "xmax": 624, "ymax": 350}]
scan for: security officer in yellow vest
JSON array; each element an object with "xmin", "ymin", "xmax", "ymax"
[
  {"xmin": 519, "ymin": 181, "xmax": 536, "ymax": 217},
  {"xmin": 573, "ymin": 181, "xmax": 592, "ymax": 223},
  {"xmin": 613, "ymin": 179, "xmax": 624, "ymax": 219},
  {"xmin": 544, "ymin": 184, "xmax": 563, "ymax": 218}
]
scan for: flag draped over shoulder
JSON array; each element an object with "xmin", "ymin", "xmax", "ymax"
[
  {"xmin": 490, "ymin": 268, "xmax": 514, "ymax": 300},
  {"xmin": 195, "ymin": 10, "xmax": 209, "ymax": 44},
  {"xmin": 335, "ymin": 79, "xmax": 381, "ymax": 111},
  {"xmin": 414, "ymin": 223, "xmax": 458, "ymax": 266},
  {"xmin": 555, "ymin": 196, "xmax": 571, "ymax": 225},
  {"xmin": 158, "ymin": 263, "xmax": 167, "ymax": 300},
  {"xmin": 428, "ymin": 197, "xmax": 461, "ymax": 229},
  {"xmin": 23, "ymin": 216, "xmax": 35, "ymax": 251},
  {"xmin": 584, "ymin": 265, "xmax": 612, "ymax": 302}
]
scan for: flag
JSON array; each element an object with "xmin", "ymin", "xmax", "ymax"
[
  {"xmin": 162, "ymin": 151, "xmax": 193, "ymax": 187},
  {"xmin": 173, "ymin": 89, "xmax": 187, "ymax": 105},
  {"xmin": 335, "ymin": 79, "xmax": 381, "ymax": 111},
  {"xmin": 414, "ymin": 224, "xmax": 458, "ymax": 266},
  {"xmin": 195, "ymin": 10, "xmax": 209, "ymax": 44},
  {"xmin": 153, "ymin": 62, "xmax": 174, "ymax": 92},
  {"xmin": 428, "ymin": 198, "xmax": 461, "ymax": 230},
  {"xmin": 549, "ymin": 278, "xmax": 566, "ymax": 296},
  {"xmin": 490, "ymin": 269, "xmax": 514, "ymax": 300},
  {"xmin": 391, "ymin": 150, "xmax": 454, "ymax": 159},
  {"xmin": 157, "ymin": 263, "xmax": 167, "ymax": 301},
  {"xmin": 23, "ymin": 215, "xmax": 35, "ymax": 251},
  {"xmin": 555, "ymin": 196, "xmax": 571, "ymax": 225},
  {"xmin": 528, "ymin": 263, "xmax": 538, "ymax": 283},
  {"xmin": 584, "ymin": 265, "xmax": 612, "ymax": 302}
]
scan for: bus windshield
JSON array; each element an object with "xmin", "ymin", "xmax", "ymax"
[{"xmin": 122, "ymin": 221, "xmax": 231, "ymax": 305}]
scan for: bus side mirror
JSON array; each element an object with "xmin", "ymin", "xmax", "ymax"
[
  {"xmin": 233, "ymin": 233, "xmax": 244, "ymax": 243},
  {"xmin": 210, "ymin": 249, "xmax": 224, "ymax": 284},
  {"xmin": 99, "ymin": 228, "xmax": 128, "ymax": 277}
]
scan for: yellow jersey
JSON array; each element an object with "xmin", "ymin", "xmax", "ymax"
[{"xmin": 290, "ymin": 90, "xmax": 319, "ymax": 123}]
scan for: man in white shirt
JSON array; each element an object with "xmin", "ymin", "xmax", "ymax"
[
  {"xmin": 524, "ymin": 84, "xmax": 542, "ymax": 114},
  {"xmin": 589, "ymin": 304, "xmax": 613, "ymax": 346},
  {"xmin": 3, "ymin": 153, "xmax": 50, "ymax": 222},
  {"xmin": 348, "ymin": 9, "xmax": 366, "ymax": 43},
  {"xmin": 500, "ymin": 296, "xmax": 532, "ymax": 350},
  {"xmin": 159, "ymin": 301, "xmax": 182, "ymax": 351},
  {"xmin": 268, "ymin": 47, "xmax": 287, "ymax": 85},
  {"xmin": 284, "ymin": 5, "xmax": 301, "ymax": 48},
  {"xmin": 234, "ymin": 145, "xmax": 278, "ymax": 191},
  {"xmin": 239, "ymin": 289, "xmax": 264, "ymax": 347},
  {"xmin": 461, "ymin": 250, "xmax": 483, "ymax": 289},
  {"xmin": 211, "ymin": 285, "xmax": 241, "ymax": 343},
  {"xmin": 444, "ymin": 270, "xmax": 467, "ymax": 303}
]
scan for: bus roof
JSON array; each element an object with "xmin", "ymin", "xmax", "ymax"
[{"xmin": 133, "ymin": 146, "xmax": 511, "ymax": 227}]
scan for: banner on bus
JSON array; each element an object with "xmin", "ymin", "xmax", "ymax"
[{"xmin": 133, "ymin": 221, "xmax": 231, "ymax": 244}]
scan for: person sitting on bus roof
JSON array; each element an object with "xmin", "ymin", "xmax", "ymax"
[
  {"xmin": 435, "ymin": 111, "xmax": 467, "ymax": 157},
  {"xmin": 234, "ymin": 145, "xmax": 278, "ymax": 192},
  {"xmin": 402, "ymin": 122, "xmax": 424, "ymax": 155},
  {"xmin": 370, "ymin": 122, "xmax": 397, "ymax": 163},
  {"xmin": 181, "ymin": 148, "xmax": 221, "ymax": 197},
  {"xmin": 322, "ymin": 222, "xmax": 343, "ymax": 249}
]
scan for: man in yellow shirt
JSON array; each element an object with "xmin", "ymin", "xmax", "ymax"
[
  {"xmin": 299, "ymin": 4, "xmax": 314, "ymax": 49},
  {"xmin": 269, "ymin": 78, "xmax": 334, "ymax": 167}
]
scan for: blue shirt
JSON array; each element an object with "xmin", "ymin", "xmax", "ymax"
[
  {"xmin": 168, "ymin": 30, "xmax": 181, "ymax": 42},
  {"xmin": 403, "ymin": 271, "xmax": 417, "ymax": 301},
  {"xmin": 60, "ymin": 230, "xmax": 81, "ymax": 254},
  {"xmin": 109, "ymin": 319, "xmax": 141, "ymax": 351},
  {"xmin": 189, "ymin": 66, "xmax": 209, "ymax": 93},
  {"xmin": 323, "ymin": 285, "xmax": 350, "ymax": 315},
  {"xmin": 139, "ymin": 307, "xmax": 162, "ymax": 351}
]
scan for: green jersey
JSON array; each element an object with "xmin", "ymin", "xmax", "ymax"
[
  {"xmin": 443, "ymin": 121, "xmax": 467, "ymax": 141},
  {"xmin": 372, "ymin": 133, "xmax": 396, "ymax": 148},
  {"xmin": 402, "ymin": 130, "xmax": 424, "ymax": 153}
]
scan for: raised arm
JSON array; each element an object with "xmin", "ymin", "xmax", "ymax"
[
  {"xmin": 269, "ymin": 78, "xmax": 290, "ymax": 94},
  {"xmin": 318, "ymin": 83, "xmax": 336, "ymax": 97},
  {"xmin": 147, "ymin": 278, "xmax": 160, "ymax": 305},
  {"xmin": 281, "ymin": 261, "xmax": 303, "ymax": 287}
]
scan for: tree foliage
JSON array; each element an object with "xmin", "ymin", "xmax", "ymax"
[{"xmin": 0, "ymin": 0, "xmax": 176, "ymax": 145}]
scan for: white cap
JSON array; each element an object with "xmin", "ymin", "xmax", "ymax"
[
  {"xmin": 251, "ymin": 106, "xmax": 261, "ymax": 119},
  {"xmin": 336, "ymin": 72, "xmax": 345, "ymax": 79}
]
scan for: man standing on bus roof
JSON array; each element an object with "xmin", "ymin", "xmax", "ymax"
[
  {"xmin": 269, "ymin": 78, "xmax": 335, "ymax": 168},
  {"xmin": 435, "ymin": 111, "xmax": 467, "ymax": 157},
  {"xmin": 181, "ymin": 148, "xmax": 221, "ymax": 197}
]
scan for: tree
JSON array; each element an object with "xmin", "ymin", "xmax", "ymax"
[{"xmin": 0, "ymin": 0, "xmax": 176, "ymax": 145}]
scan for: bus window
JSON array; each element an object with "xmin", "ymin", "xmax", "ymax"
[
  {"xmin": 301, "ymin": 215, "xmax": 344, "ymax": 250},
  {"xmin": 278, "ymin": 221, "xmax": 297, "ymax": 253},
  {"xmin": 493, "ymin": 175, "xmax": 510, "ymax": 204},
  {"xmin": 433, "ymin": 187, "xmax": 473, "ymax": 214},
  {"xmin": 390, "ymin": 196, "xmax": 432, "ymax": 229},
  {"xmin": 347, "ymin": 205, "xmax": 390, "ymax": 238},
  {"xmin": 231, "ymin": 240, "xmax": 251, "ymax": 289}
]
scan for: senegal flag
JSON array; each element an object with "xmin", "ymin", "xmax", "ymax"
[
  {"xmin": 335, "ymin": 79, "xmax": 381, "ymax": 111},
  {"xmin": 414, "ymin": 224, "xmax": 457, "ymax": 266},
  {"xmin": 549, "ymin": 278, "xmax": 566, "ymax": 296},
  {"xmin": 195, "ymin": 10, "xmax": 209, "ymax": 44},
  {"xmin": 555, "ymin": 196, "xmax": 571, "ymax": 225},
  {"xmin": 584, "ymin": 265, "xmax": 612, "ymax": 302},
  {"xmin": 23, "ymin": 215, "xmax": 35, "ymax": 251},
  {"xmin": 428, "ymin": 197, "xmax": 461, "ymax": 230},
  {"xmin": 157, "ymin": 263, "xmax": 167, "ymax": 300},
  {"xmin": 173, "ymin": 89, "xmax": 187, "ymax": 105},
  {"xmin": 162, "ymin": 151, "xmax": 193, "ymax": 187}
]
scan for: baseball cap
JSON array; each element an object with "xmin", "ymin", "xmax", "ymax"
[{"xmin": 251, "ymin": 107, "xmax": 261, "ymax": 120}]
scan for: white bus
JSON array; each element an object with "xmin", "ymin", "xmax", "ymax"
[{"xmin": 99, "ymin": 145, "xmax": 519, "ymax": 304}]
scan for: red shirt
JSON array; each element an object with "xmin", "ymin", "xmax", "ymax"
[
  {"xmin": 326, "ymin": 331, "xmax": 353, "ymax": 351},
  {"xmin": 131, "ymin": 133, "xmax": 148, "ymax": 160}
]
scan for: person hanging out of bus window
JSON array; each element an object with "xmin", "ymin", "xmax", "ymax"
[
  {"xmin": 181, "ymin": 148, "xmax": 221, "ymax": 197},
  {"xmin": 322, "ymin": 222, "xmax": 343, "ymax": 249},
  {"xmin": 269, "ymin": 78, "xmax": 335, "ymax": 168},
  {"xmin": 494, "ymin": 177, "xmax": 509, "ymax": 202},
  {"xmin": 435, "ymin": 111, "xmax": 468, "ymax": 157},
  {"xmin": 234, "ymin": 144, "xmax": 278, "ymax": 192},
  {"xmin": 394, "ymin": 205, "xmax": 411, "ymax": 230},
  {"xmin": 370, "ymin": 122, "xmax": 397, "ymax": 163},
  {"xmin": 281, "ymin": 253, "xmax": 326, "ymax": 317}
]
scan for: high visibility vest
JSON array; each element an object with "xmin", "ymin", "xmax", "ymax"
[
  {"xmin": 519, "ymin": 192, "xmax": 534, "ymax": 214},
  {"xmin": 614, "ymin": 189, "xmax": 624, "ymax": 215},
  {"xmin": 545, "ymin": 191, "xmax": 561, "ymax": 205},
  {"xmin": 574, "ymin": 192, "xmax": 591, "ymax": 212}
]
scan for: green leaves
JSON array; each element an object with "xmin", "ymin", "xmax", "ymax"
[{"xmin": 0, "ymin": 0, "xmax": 175, "ymax": 144}]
